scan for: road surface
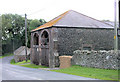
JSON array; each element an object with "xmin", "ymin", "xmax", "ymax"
[{"xmin": 1, "ymin": 56, "xmax": 97, "ymax": 80}]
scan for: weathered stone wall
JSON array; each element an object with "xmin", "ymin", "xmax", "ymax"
[
  {"xmin": 57, "ymin": 27, "xmax": 115, "ymax": 56},
  {"xmin": 71, "ymin": 50, "xmax": 119, "ymax": 69},
  {"xmin": 118, "ymin": 36, "xmax": 120, "ymax": 50},
  {"xmin": 14, "ymin": 55, "xmax": 30, "ymax": 62},
  {"xmin": 31, "ymin": 27, "xmax": 120, "ymax": 68}
]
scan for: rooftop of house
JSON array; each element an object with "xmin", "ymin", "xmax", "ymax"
[
  {"xmin": 102, "ymin": 20, "xmax": 119, "ymax": 27},
  {"xmin": 14, "ymin": 46, "xmax": 30, "ymax": 56},
  {"xmin": 32, "ymin": 10, "xmax": 113, "ymax": 32}
]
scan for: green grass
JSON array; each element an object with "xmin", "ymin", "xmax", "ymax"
[
  {"xmin": 10, "ymin": 59, "xmax": 30, "ymax": 65},
  {"xmin": 10, "ymin": 59, "xmax": 48, "ymax": 68},
  {"xmin": 20, "ymin": 64, "xmax": 48, "ymax": 68},
  {"xmin": 10, "ymin": 59, "xmax": 118, "ymax": 80},
  {"xmin": 0, "ymin": 53, "xmax": 13, "ymax": 58},
  {"xmin": 10, "ymin": 59, "xmax": 16, "ymax": 64},
  {"xmin": 51, "ymin": 65, "xmax": 118, "ymax": 80}
]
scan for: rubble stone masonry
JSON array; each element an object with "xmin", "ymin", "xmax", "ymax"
[{"xmin": 72, "ymin": 50, "xmax": 119, "ymax": 69}]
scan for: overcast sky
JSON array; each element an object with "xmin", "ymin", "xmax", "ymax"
[{"xmin": 0, "ymin": 0, "xmax": 118, "ymax": 22}]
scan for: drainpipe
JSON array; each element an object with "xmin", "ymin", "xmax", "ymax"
[{"xmin": 114, "ymin": 0, "xmax": 118, "ymax": 52}]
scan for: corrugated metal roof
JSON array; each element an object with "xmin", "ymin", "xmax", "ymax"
[
  {"xmin": 32, "ymin": 10, "xmax": 113, "ymax": 32},
  {"xmin": 32, "ymin": 10, "xmax": 69, "ymax": 32},
  {"xmin": 103, "ymin": 20, "xmax": 119, "ymax": 27}
]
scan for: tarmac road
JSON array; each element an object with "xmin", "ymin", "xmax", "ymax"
[{"xmin": 1, "ymin": 56, "xmax": 97, "ymax": 80}]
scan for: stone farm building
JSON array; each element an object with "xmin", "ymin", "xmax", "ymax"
[
  {"xmin": 14, "ymin": 46, "xmax": 30, "ymax": 62},
  {"xmin": 30, "ymin": 10, "xmax": 115, "ymax": 68}
]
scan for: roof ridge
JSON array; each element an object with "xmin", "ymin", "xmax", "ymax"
[
  {"xmin": 15, "ymin": 46, "xmax": 25, "ymax": 55},
  {"xmin": 71, "ymin": 10, "xmax": 113, "ymax": 27},
  {"xmin": 32, "ymin": 10, "xmax": 70, "ymax": 32},
  {"xmin": 46, "ymin": 10, "xmax": 70, "ymax": 26},
  {"xmin": 31, "ymin": 10, "xmax": 113, "ymax": 32},
  {"xmin": 14, "ymin": 46, "xmax": 23, "ymax": 53},
  {"xmin": 49, "ymin": 10, "xmax": 70, "ymax": 23},
  {"xmin": 15, "ymin": 46, "xmax": 29, "ymax": 55},
  {"xmin": 53, "ymin": 10, "xmax": 71, "ymax": 25}
]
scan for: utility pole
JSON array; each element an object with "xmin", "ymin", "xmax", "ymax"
[
  {"xmin": 25, "ymin": 14, "xmax": 28, "ymax": 62},
  {"xmin": 12, "ymin": 32, "xmax": 14, "ymax": 54},
  {"xmin": 114, "ymin": 0, "xmax": 118, "ymax": 52}
]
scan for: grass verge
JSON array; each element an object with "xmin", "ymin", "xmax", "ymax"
[
  {"xmin": 10, "ymin": 59, "xmax": 118, "ymax": 80},
  {"xmin": 51, "ymin": 65, "xmax": 118, "ymax": 80},
  {"xmin": 0, "ymin": 53, "xmax": 13, "ymax": 58},
  {"xmin": 10, "ymin": 59, "xmax": 48, "ymax": 68},
  {"xmin": 10, "ymin": 59, "xmax": 30, "ymax": 65}
]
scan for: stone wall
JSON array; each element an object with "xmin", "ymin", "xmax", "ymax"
[
  {"xmin": 118, "ymin": 36, "xmax": 120, "ymax": 50},
  {"xmin": 71, "ymin": 50, "xmax": 119, "ymax": 69},
  {"xmin": 14, "ymin": 55, "xmax": 30, "ymax": 62},
  {"xmin": 57, "ymin": 27, "xmax": 115, "ymax": 56},
  {"xmin": 31, "ymin": 27, "xmax": 120, "ymax": 68}
]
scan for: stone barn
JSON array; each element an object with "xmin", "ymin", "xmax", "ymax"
[
  {"xmin": 14, "ymin": 46, "xmax": 30, "ymax": 62},
  {"xmin": 30, "ymin": 10, "xmax": 115, "ymax": 68}
]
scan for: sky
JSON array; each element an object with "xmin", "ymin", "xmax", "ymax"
[{"xmin": 0, "ymin": 0, "xmax": 119, "ymax": 22}]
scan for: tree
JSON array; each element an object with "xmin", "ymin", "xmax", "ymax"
[
  {"xmin": 0, "ymin": 15, "xmax": 2, "ymax": 56},
  {"xmin": 2, "ymin": 14, "xmax": 25, "ymax": 42},
  {"xmin": 29, "ymin": 19, "xmax": 41, "ymax": 30},
  {"xmin": 2, "ymin": 14, "xmax": 46, "ymax": 55},
  {"xmin": 21, "ymin": 28, "xmax": 31, "ymax": 48},
  {"xmin": 39, "ymin": 19, "xmax": 46, "ymax": 25},
  {"xmin": 29, "ymin": 19, "xmax": 46, "ymax": 30},
  {"xmin": 2, "ymin": 14, "xmax": 25, "ymax": 54}
]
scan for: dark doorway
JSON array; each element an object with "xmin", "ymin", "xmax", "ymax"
[
  {"xmin": 33, "ymin": 33, "xmax": 39, "ymax": 65},
  {"xmin": 34, "ymin": 33, "xmax": 39, "ymax": 45},
  {"xmin": 41, "ymin": 31, "xmax": 49, "ymax": 66}
]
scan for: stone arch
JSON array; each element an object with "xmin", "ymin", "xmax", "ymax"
[
  {"xmin": 33, "ymin": 33, "xmax": 39, "ymax": 45},
  {"xmin": 32, "ymin": 32, "xmax": 40, "ymax": 65},
  {"xmin": 41, "ymin": 30, "xmax": 49, "ymax": 45},
  {"xmin": 40, "ymin": 30, "xmax": 50, "ymax": 66}
]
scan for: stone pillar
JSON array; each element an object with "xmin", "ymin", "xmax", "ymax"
[
  {"xmin": 30, "ymin": 33, "xmax": 34, "ymax": 64},
  {"xmin": 39, "ymin": 31, "xmax": 42, "ymax": 65},
  {"xmin": 49, "ymin": 28, "xmax": 55, "ymax": 68}
]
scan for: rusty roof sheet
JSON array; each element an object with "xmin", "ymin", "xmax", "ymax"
[
  {"xmin": 32, "ymin": 10, "xmax": 69, "ymax": 32},
  {"xmin": 32, "ymin": 10, "xmax": 113, "ymax": 32}
]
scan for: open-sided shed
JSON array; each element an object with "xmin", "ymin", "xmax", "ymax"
[{"xmin": 30, "ymin": 10, "xmax": 115, "ymax": 68}]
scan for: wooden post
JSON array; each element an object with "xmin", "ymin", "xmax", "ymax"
[{"xmin": 25, "ymin": 14, "xmax": 28, "ymax": 62}]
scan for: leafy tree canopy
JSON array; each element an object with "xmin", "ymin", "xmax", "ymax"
[
  {"xmin": 2, "ymin": 14, "xmax": 25, "ymax": 42},
  {"xmin": 29, "ymin": 19, "xmax": 46, "ymax": 30},
  {"xmin": 1, "ymin": 14, "xmax": 46, "ymax": 54}
]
